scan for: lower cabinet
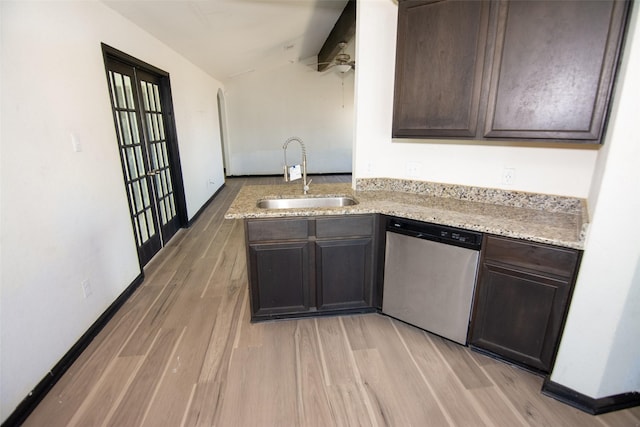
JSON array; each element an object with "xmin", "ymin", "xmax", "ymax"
[
  {"xmin": 245, "ymin": 215, "xmax": 377, "ymax": 321},
  {"xmin": 246, "ymin": 215, "xmax": 582, "ymax": 373},
  {"xmin": 248, "ymin": 240, "xmax": 311, "ymax": 316},
  {"xmin": 315, "ymin": 237, "xmax": 373, "ymax": 311},
  {"xmin": 469, "ymin": 235, "xmax": 581, "ymax": 373}
]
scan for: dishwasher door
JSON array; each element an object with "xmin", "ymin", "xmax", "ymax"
[{"xmin": 382, "ymin": 231, "xmax": 480, "ymax": 345}]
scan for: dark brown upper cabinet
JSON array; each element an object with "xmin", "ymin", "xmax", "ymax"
[
  {"xmin": 392, "ymin": 0, "xmax": 630, "ymax": 144},
  {"xmin": 484, "ymin": 0, "xmax": 629, "ymax": 141},
  {"xmin": 393, "ymin": 0, "xmax": 491, "ymax": 138}
]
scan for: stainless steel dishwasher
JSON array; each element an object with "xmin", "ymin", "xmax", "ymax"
[{"xmin": 382, "ymin": 217, "xmax": 482, "ymax": 345}]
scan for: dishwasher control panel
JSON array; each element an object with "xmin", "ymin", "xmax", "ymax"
[{"xmin": 387, "ymin": 217, "xmax": 482, "ymax": 250}]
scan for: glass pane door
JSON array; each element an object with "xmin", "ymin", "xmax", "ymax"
[
  {"xmin": 137, "ymin": 70, "xmax": 179, "ymax": 245},
  {"xmin": 105, "ymin": 59, "xmax": 180, "ymax": 266}
]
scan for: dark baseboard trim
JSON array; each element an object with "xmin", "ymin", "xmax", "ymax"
[
  {"xmin": 187, "ymin": 183, "xmax": 226, "ymax": 228},
  {"xmin": 468, "ymin": 345, "xmax": 547, "ymax": 377},
  {"xmin": 226, "ymin": 172, "xmax": 352, "ymax": 178},
  {"xmin": 542, "ymin": 378, "xmax": 640, "ymax": 415},
  {"xmin": 1, "ymin": 272, "xmax": 145, "ymax": 427}
]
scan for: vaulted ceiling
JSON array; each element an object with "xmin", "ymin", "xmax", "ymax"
[{"xmin": 102, "ymin": 0, "xmax": 351, "ymax": 82}]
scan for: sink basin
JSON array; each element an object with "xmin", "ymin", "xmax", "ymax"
[{"xmin": 257, "ymin": 196, "xmax": 358, "ymax": 209}]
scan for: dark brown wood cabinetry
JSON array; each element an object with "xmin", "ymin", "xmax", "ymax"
[
  {"xmin": 393, "ymin": 0, "xmax": 491, "ymax": 138},
  {"xmin": 315, "ymin": 216, "xmax": 375, "ymax": 311},
  {"xmin": 246, "ymin": 218, "xmax": 311, "ymax": 317},
  {"xmin": 469, "ymin": 235, "xmax": 582, "ymax": 373},
  {"xmin": 393, "ymin": 0, "xmax": 629, "ymax": 144},
  {"xmin": 484, "ymin": 0, "xmax": 628, "ymax": 141},
  {"xmin": 245, "ymin": 215, "xmax": 378, "ymax": 321}
]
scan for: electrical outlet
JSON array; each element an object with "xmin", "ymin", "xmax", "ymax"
[
  {"xmin": 406, "ymin": 162, "xmax": 422, "ymax": 178},
  {"xmin": 82, "ymin": 279, "xmax": 92, "ymax": 298},
  {"xmin": 502, "ymin": 168, "xmax": 516, "ymax": 185}
]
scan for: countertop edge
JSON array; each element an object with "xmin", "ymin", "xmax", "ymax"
[{"xmin": 224, "ymin": 183, "xmax": 587, "ymax": 250}]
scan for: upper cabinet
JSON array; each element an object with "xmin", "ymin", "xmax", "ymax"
[
  {"xmin": 392, "ymin": 0, "xmax": 491, "ymax": 138},
  {"xmin": 484, "ymin": 0, "xmax": 628, "ymax": 141},
  {"xmin": 392, "ymin": 0, "xmax": 630, "ymax": 144}
]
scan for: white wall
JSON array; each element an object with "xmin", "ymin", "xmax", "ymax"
[
  {"xmin": 0, "ymin": 0, "xmax": 224, "ymax": 420},
  {"xmin": 551, "ymin": 3, "xmax": 640, "ymax": 398},
  {"xmin": 170, "ymin": 68, "xmax": 226, "ymax": 217},
  {"xmin": 353, "ymin": 0, "xmax": 598, "ymax": 198},
  {"xmin": 355, "ymin": 0, "xmax": 638, "ymax": 400},
  {"xmin": 224, "ymin": 58, "xmax": 354, "ymax": 176}
]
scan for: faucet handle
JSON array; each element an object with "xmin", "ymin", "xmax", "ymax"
[{"xmin": 303, "ymin": 178, "xmax": 312, "ymax": 193}]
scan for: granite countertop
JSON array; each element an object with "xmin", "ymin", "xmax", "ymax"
[{"xmin": 224, "ymin": 179, "xmax": 587, "ymax": 250}]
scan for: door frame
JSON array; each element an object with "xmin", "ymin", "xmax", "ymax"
[
  {"xmin": 216, "ymin": 88, "xmax": 230, "ymax": 175},
  {"xmin": 101, "ymin": 43, "xmax": 188, "ymax": 266}
]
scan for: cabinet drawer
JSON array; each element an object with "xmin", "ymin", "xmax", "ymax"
[
  {"xmin": 246, "ymin": 218, "xmax": 308, "ymax": 242},
  {"xmin": 483, "ymin": 235, "xmax": 580, "ymax": 278},
  {"xmin": 316, "ymin": 215, "xmax": 374, "ymax": 238}
]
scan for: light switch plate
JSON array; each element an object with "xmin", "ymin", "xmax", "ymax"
[{"xmin": 71, "ymin": 133, "xmax": 82, "ymax": 152}]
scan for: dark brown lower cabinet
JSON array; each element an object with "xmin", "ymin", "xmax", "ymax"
[
  {"xmin": 245, "ymin": 215, "xmax": 377, "ymax": 321},
  {"xmin": 248, "ymin": 241, "xmax": 311, "ymax": 317},
  {"xmin": 316, "ymin": 237, "xmax": 373, "ymax": 311},
  {"xmin": 469, "ymin": 235, "xmax": 581, "ymax": 373}
]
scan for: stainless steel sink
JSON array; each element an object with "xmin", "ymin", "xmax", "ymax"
[{"xmin": 257, "ymin": 196, "xmax": 358, "ymax": 209}]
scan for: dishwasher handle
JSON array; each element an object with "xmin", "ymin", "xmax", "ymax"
[{"xmin": 386, "ymin": 218, "xmax": 482, "ymax": 250}]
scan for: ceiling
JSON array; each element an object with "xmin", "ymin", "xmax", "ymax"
[{"xmin": 102, "ymin": 0, "xmax": 350, "ymax": 82}]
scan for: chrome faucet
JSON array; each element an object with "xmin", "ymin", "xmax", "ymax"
[{"xmin": 283, "ymin": 136, "xmax": 311, "ymax": 194}]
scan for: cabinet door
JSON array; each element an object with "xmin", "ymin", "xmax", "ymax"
[
  {"xmin": 393, "ymin": 0, "xmax": 491, "ymax": 138},
  {"xmin": 469, "ymin": 235, "xmax": 580, "ymax": 373},
  {"xmin": 248, "ymin": 241, "xmax": 311, "ymax": 318},
  {"xmin": 470, "ymin": 261, "xmax": 571, "ymax": 372},
  {"xmin": 484, "ymin": 0, "xmax": 628, "ymax": 141},
  {"xmin": 315, "ymin": 237, "xmax": 373, "ymax": 311}
]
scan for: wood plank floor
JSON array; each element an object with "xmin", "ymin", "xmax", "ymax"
[{"xmin": 24, "ymin": 175, "xmax": 640, "ymax": 427}]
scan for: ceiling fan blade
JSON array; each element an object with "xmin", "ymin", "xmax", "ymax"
[{"xmin": 307, "ymin": 61, "xmax": 334, "ymax": 67}]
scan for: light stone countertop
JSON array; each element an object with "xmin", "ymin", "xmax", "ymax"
[{"xmin": 224, "ymin": 181, "xmax": 587, "ymax": 250}]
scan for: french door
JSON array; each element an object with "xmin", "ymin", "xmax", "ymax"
[{"xmin": 104, "ymin": 51, "xmax": 185, "ymax": 267}]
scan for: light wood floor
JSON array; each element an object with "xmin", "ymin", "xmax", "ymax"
[{"xmin": 24, "ymin": 175, "xmax": 640, "ymax": 427}]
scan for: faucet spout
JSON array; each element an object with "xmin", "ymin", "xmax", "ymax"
[{"xmin": 283, "ymin": 137, "xmax": 311, "ymax": 194}]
